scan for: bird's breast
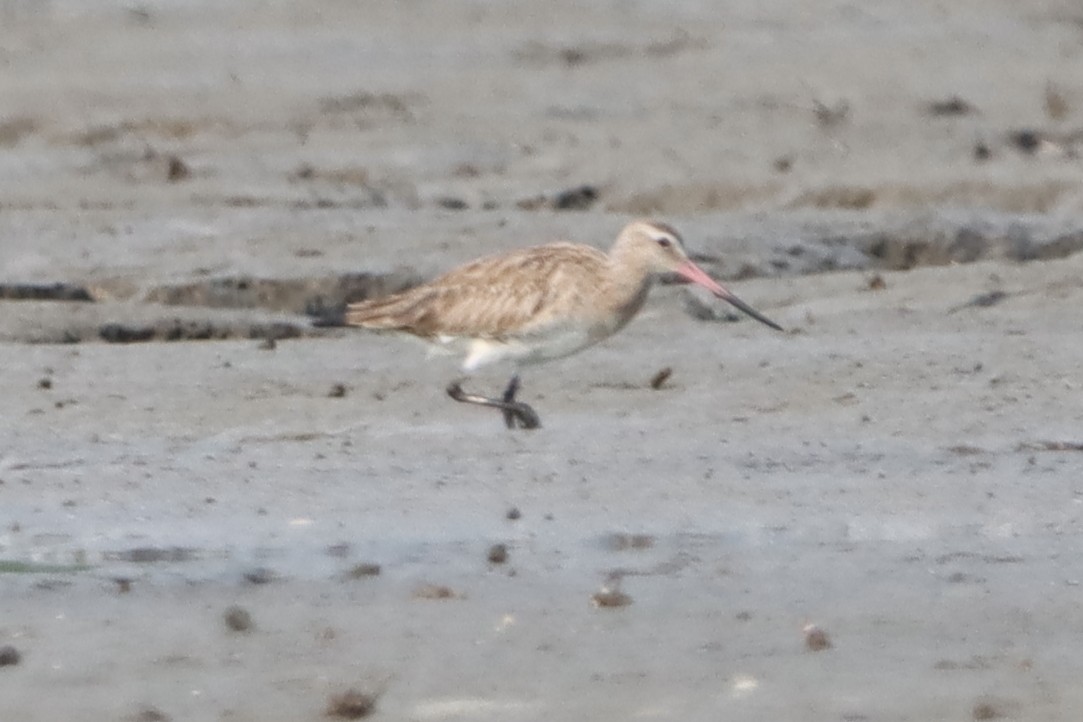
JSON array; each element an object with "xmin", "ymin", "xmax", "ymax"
[{"xmin": 603, "ymin": 278, "xmax": 652, "ymax": 333}]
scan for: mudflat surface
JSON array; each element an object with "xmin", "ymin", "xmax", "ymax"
[{"xmin": 2, "ymin": 2, "xmax": 1083, "ymax": 720}]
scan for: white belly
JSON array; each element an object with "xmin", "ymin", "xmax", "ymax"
[
  {"xmin": 458, "ymin": 326, "xmax": 599, "ymax": 372},
  {"xmin": 444, "ymin": 282, "xmax": 649, "ymax": 373}
]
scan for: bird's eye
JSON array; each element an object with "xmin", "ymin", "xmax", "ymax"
[{"xmin": 656, "ymin": 236, "xmax": 672, "ymax": 248}]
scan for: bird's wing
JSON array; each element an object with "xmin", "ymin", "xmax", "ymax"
[{"xmin": 344, "ymin": 242, "xmax": 606, "ymax": 340}]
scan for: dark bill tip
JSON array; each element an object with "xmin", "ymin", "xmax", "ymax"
[{"xmin": 722, "ymin": 293, "xmax": 784, "ymax": 331}]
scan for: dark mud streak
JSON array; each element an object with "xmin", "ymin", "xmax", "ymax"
[
  {"xmin": 5, "ymin": 226, "xmax": 1083, "ymax": 343},
  {"xmin": 0, "ymin": 283, "xmax": 94, "ymax": 302},
  {"xmin": 95, "ymin": 320, "xmax": 312, "ymax": 344},
  {"xmin": 861, "ymin": 227, "xmax": 1083, "ymax": 271},
  {"xmin": 144, "ymin": 271, "xmax": 422, "ymax": 317}
]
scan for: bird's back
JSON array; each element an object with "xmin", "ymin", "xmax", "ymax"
[{"xmin": 344, "ymin": 242, "xmax": 613, "ymax": 342}]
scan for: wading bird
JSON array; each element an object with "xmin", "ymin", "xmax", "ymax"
[{"xmin": 344, "ymin": 220, "xmax": 782, "ymax": 429}]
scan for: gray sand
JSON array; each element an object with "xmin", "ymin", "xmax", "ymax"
[{"xmin": 2, "ymin": 1, "xmax": 1083, "ymax": 720}]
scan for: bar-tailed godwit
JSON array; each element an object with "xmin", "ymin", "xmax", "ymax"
[{"xmin": 345, "ymin": 219, "xmax": 781, "ymax": 429}]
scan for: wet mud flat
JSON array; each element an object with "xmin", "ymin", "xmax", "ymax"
[
  {"xmin": 3, "ymin": 0, "xmax": 1083, "ymax": 719},
  {"xmin": 3, "ymin": 247, "xmax": 1083, "ymax": 720}
]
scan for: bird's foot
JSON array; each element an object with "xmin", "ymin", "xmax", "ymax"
[
  {"xmin": 446, "ymin": 378, "xmax": 542, "ymax": 430},
  {"xmin": 505, "ymin": 400, "xmax": 541, "ymax": 430},
  {"xmin": 500, "ymin": 375, "xmax": 541, "ymax": 429}
]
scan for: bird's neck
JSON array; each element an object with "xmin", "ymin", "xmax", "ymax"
[{"xmin": 601, "ymin": 250, "xmax": 655, "ymax": 325}]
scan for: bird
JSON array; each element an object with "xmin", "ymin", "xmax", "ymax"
[{"xmin": 343, "ymin": 219, "xmax": 782, "ymax": 429}]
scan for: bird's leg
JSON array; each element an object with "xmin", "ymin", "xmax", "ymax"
[
  {"xmin": 499, "ymin": 375, "xmax": 544, "ymax": 429},
  {"xmin": 501, "ymin": 375, "xmax": 522, "ymax": 429},
  {"xmin": 446, "ymin": 375, "xmax": 541, "ymax": 430}
]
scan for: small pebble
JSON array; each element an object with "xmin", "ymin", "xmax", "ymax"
[
  {"xmin": 1009, "ymin": 129, "xmax": 1041, "ymax": 154},
  {"xmin": 804, "ymin": 623, "xmax": 832, "ymax": 651},
  {"xmin": 224, "ymin": 605, "xmax": 253, "ymax": 632},
  {"xmin": 649, "ymin": 367, "xmax": 672, "ymax": 389},
  {"xmin": 326, "ymin": 543, "xmax": 351, "ymax": 558},
  {"xmin": 813, "ymin": 98, "xmax": 850, "ymax": 127},
  {"xmin": 243, "ymin": 567, "xmax": 275, "ymax": 585},
  {"xmin": 414, "ymin": 584, "xmax": 456, "ymax": 600},
  {"xmin": 0, "ymin": 645, "xmax": 21, "ymax": 666},
  {"xmin": 487, "ymin": 543, "xmax": 508, "ymax": 564},
  {"xmin": 505, "ymin": 506, "xmax": 521, "ymax": 521},
  {"xmin": 134, "ymin": 706, "xmax": 171, "ymax": 722},
  {"xmin": 328, "ymin": 383, "xmax": 348, "ymax": 398},
  {"xmin": 773, "ymin": 155, "xmax": 794, "ymax": 173},
  {"xmin": 972, "ymin": 701, "xmax": 1003, "ymax": 720},
  {"xmin": 1045, "ymin": 81, "xmax": 1070, "ymax": 121},
  {"xmin": 166, "ymin": 155, "xmax": 190, "ymax": 182},
  {"xmin": 592, "ymin": 588, "xmax": 632, "ymax": 608},
  {"xmin": 436, "ymin": 196, "xmax": 469, "ymax": 210},
  {"xmin": 926, "ymin": 95, "xmax": 975, "ymax": 116},
  {"xmin": 327, "ymin": 689, "xmax": 377, "ymax": 719},
  {"xmin": 348, "ymin": 562, "xmax": 381, "ymax": 578}
]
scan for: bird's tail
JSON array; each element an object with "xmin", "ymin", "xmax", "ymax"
[{"xmin": 342, "ymin": 292, "xmax": 421, "ymax": 330}]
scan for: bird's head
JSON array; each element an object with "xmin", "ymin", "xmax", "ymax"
[{"xmin": 616, "ymin": 219, "xmax": 783, "ymax": 331}]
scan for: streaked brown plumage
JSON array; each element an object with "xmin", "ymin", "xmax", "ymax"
[{"xmin": 345, "ymin": 219, "xmax": 781, "ymax": 429}]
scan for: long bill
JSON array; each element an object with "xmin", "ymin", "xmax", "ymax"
[{"xmin": 676, "ymin": 261, "xmax": 783, "ymax": 331}]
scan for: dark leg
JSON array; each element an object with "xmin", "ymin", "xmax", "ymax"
[
  {"xmin": 501, "ymin": 375, "xmax": 521, "ymax": 429},
  {"xmin": 446, "ymin": 375, "xmax": 541, "ymax": 430}
]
